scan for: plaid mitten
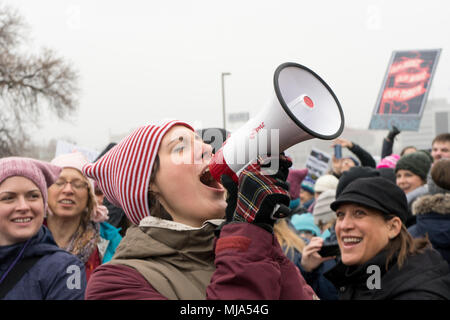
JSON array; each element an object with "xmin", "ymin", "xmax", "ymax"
[{"xmin": 233, "ymin": 160, "xmax": 291, "ymax": 230}]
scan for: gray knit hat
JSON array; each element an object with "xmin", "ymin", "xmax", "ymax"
[
  {"xmin": 313, "ymin": 189, "xmax": 336, "ymax": 226},
  {"xmin": 395, "ymin": 151, "xmax": 432, "ymax": 181}
]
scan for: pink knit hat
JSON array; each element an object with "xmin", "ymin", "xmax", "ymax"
[
  {"xmin": 51, "ymin": 151, "xmax": 89, "ymax": 173},
  {"xmin": 286, "ymin": 168, "xmax": 308, "ymax": 199},
  {"xmin": 82, "ymin": 120, "xmax": 194, "ymax": 225},
  {"xmin": 0, "ymin": 157, "xmax": 61, "ymax": 211},
  {"xmin": 376, "ymin": 154, "xmax": 400, "ymax": 169},
  {"xmin": 50, "ymin": 151, "xmax": 95, "ymax": 190}
]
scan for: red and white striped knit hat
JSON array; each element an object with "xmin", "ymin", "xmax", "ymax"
[{"xmin": 82, "ymin": 120, "xmax": 193, "ymax": 225}]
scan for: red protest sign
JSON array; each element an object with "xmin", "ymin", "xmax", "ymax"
[{"xmin": 369, "ymin": 49, "xmax": 441, "ymax": 131}]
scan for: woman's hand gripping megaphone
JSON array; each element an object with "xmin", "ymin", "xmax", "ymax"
[{"xmin": 219, "ymin": 153, "xmax": 292, "ymax": 234}]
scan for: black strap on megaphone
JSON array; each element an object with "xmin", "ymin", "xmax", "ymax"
[{"xmin": 271, "ymin": 203, "xmax": 292, "ymax": 220}]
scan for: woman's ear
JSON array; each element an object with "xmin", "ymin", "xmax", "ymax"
[{"xmin": 387, "ymin": 216, "xmax": 402, "ymax": 239}]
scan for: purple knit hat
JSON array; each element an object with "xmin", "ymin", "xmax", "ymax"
[
  {"xmin": 0, "ymin": 157, "xmax": 62, "ymax": 210},
  {"xmin": 377, "ymin": 154, "xmax": 400, "ymax": 169},
  {"xmin": 287, "ymin": 168, "xmax": 308, "ymax": 199}
]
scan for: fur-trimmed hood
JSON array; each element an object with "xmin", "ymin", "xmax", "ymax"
[
  {"xmin": 409, "ymin": 193, "xmax": 450, "ymax": 265},
  {"xmin": 412, "ymin": 193, "xmax": 450, "ymax": 216}
]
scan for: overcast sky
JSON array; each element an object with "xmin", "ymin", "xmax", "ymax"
[{"xmin": 3, "ymin": 0, "xmax": 450, "ymax": 152}]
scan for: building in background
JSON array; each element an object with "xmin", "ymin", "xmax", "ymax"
[
  {"xmin": 287, "ymin": 97, "xmax": 450, "ymax": 170},
  {"xmin": 400, "ymin": 98, "xmax": 450, "ymax": 151}
]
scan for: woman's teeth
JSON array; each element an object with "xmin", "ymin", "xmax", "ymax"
[
  {"xmin": 60, "ymin": 200, "xmax": 75, "ymax": 204},
  {"xmin": 13, "ymin": 218, "xmax": 32, "ymax": 223},
  {"xmin": 342, "ymin": 237, "xmax": 362, "ymax": 244}
]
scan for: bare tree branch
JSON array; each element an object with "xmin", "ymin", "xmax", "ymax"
[{"xmin": 0, "ymin": 5, "xmax": 79, "ymax": 157}]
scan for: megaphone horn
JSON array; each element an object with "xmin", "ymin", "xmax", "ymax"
[{"xmin": 209, "ymin": 62, "xmax": 345, "ymax": 183}]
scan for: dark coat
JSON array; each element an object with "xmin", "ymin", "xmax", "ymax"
[
  {"xmin": 409, "ymin": 193, "xmax": 450, "ymax": 266},
  {"xmin": 324, "ymin": 248, "xmax": 450, "ymax": 300},
  {"xmin": 103, "ymin": 197, "xmax": 126, "ymax": 229},
  {"xmin": 349, "ymin": 143, "xmax": 376, "ymax": 168},
  {"xmin": 299, "ymin": 257, "xmax": 338, "ymax": 300},
  {"xmin": 0, "ymin": 226, "xmax": 86, "ymax": 300},
  {"xmin": 288, "ymin": 226, "xmax": 339, "ymax": 300},
  {"xmin": 381, "ymin": 138, "xmax": 393, "ymax": 159}
]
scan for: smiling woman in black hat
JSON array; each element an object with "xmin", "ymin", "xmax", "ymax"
[{"xmin": 324, "ymin": 176, "xmax": 450, "ymax": 300}]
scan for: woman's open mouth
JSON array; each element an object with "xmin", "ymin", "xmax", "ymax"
[
  {"xmin": 59, "ymin": 199, "xmax": 76, "ymax": 207},
  {"xmin": 199, "ymin": 168, "xmax": 224, "ymax": 191}
]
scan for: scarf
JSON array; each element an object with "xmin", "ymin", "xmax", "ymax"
[{"xmin": 64, "ymin": 221, "xmax": 100, "ymax": 263}]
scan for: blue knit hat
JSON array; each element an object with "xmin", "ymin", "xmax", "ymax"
[
  {"xmin": 290, "ymin": 213, "xmax": 321, "ymax": 236},
  {"xmin": 300, "ymin": 176, "xmax": 315, "ymax": 194}
]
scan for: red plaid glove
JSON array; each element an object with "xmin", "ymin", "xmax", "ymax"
[{"xmin": 232, "ymin": 156, "xmax": 291, "ymax": 232}]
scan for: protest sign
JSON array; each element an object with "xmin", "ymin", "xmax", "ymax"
[
  {"xmin": 55, "ymin": 140, "xmax": 100, "ymax": 163},
  {"xmin": 302, "ymin": 148, "xmax": 331, "ymax": 190},
  {"xmin": 369, "ymin": 49, "xmax": 441, "ymax": 131}
]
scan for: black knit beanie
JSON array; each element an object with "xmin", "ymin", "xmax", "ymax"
[{"xmin": 395, "ymin": 151, "xmax": 432, "ymax": 182}]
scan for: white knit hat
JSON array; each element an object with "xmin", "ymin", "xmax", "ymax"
[
  {"xmin": 51, "ymin": 152, "xmax": 89, "ymax": 173},
  {"xmin": 314, "ymin": 174, "xmax": 339, "ymax": 193},
  {"xmin": 82, "ymin": 120, "xmax": 193, "ymax": 225},
  {"xmin": 313, "ymin": 189, "xmax": 336, "ymax": 226}
]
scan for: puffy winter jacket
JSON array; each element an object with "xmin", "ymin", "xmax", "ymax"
[
  {"xmin": 85, "ymin": 218, "xmax": 317, "ymax": 300},
  {"xmin": 409, "ymin": 193, "xmax": 450, "ymax": 266},
  {"xmin": 0, "ymin": 226, "xmax": 86, "ymax": 300}
]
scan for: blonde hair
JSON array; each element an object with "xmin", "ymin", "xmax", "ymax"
[
  {"xmin": 82, "ymin": 176, "xmax": 96, "ymax": 228},
  {"xmin": 317, "ymin": 218, "xmax": 336, "ymax": 233},
  {"xmin": 274, "ymin": 219, "xmax": 306, "ymax": 257}
]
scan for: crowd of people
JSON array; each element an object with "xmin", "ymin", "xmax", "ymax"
[{"xmin": 1, "ymin": 121, "xmax": 450, "ymax": 300}]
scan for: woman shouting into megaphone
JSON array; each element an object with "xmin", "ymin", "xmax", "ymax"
[{"xmin": 82, "ymin": 120, "xmax": 317, "ymax": 300}]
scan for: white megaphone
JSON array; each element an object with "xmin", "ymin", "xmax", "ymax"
[{"xmin": 208, "ymin": 62, "xmax": 345, "ymax": 183}]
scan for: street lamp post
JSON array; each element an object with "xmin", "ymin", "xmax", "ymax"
[{"xmin": 221, "ymin": 72, "xmax": 231, "ymax": 130}]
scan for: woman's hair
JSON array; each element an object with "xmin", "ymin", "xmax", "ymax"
[
  {"xmin": 431, "ymin": 158, "xmax": 450, "ymax": 190},
  {"xmin": 383, "ymin": 215, "xmax": 430, "ymax": 270},
  {"xmin": 81, "ymin": 176, "xmax": 96, "ymax": 229},
  {"xmin": 147, "ymin": 155, "xmax": 173, "ymax": 220},
  {"xmin": 317, "ymin": 218, "xmax": 336, "ymax": 233},
  {"xmin": 274, "ymin": 219, "xmax": 306, "ymax": 257},
  {"xmin": 400, "ymin": 146, "xmax": 417, "ymax": 156}
]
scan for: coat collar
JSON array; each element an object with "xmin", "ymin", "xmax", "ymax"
[
  {"xmin": 113, "ymin": 217, "xmax": 224, "ymax": 267},
  {"xmin": 0, "ymin": 226, "xmax": 61, "ymax": 268},
  {"xmin": 139, "ymin": 216, "xmax": 224, "ymax": 230},
  {"xmin": 324, "ymin": 249, "xmax": 397, "ymax": 289}
]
